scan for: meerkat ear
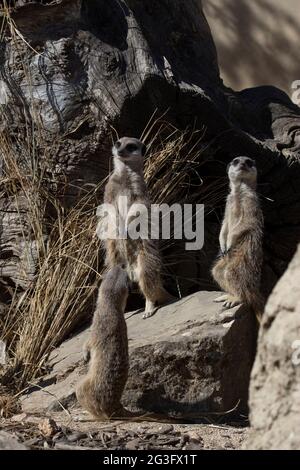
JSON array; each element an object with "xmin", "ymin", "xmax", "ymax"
[
  {"xmin": 141, "ymin": 143, "xmax": 147, "ymax": 156},
  {"xmin": 226, "ymin": 163, "xmax": 231, "ymax": 173}
]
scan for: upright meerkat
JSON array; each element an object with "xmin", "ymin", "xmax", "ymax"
[
  {"xmin": 76, "ymin": 266, "xmax": 130, "ymax": 419},
  {"xmin": 98, "ymin": 137, "xmax": 173, "ymax": 319},
  {"xmin": 212, "ymin": 156, "xmax": 264, "ymax": 316}
]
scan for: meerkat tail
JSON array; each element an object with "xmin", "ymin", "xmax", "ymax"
[
  {"xmin": 244, "ymin": 291, "xmax": 265, "ymax": 320},
  {"xmin": 156, "ymin": 287, "xmax": 175, "ymax": 305}
]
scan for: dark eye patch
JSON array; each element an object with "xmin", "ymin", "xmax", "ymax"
[
  {"xmin": 246, "ymin": 159, "xmax": 255, "ymax": 167},
  {"xmin": 115, "ymin": 141, "xmax": 121, "ymax": 149},
  {"xmin": 232, "ymin": 158, "xmax": 240, "ymax": 166},
  {"xmin": 126, "ymin": 144, "xmax": 138, "ymax": 153}
]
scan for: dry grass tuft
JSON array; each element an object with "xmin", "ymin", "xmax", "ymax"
[
  {"xmin": 142, "ymin": 117, "xmax": 227, "ymax": 208},
  {"xmin": 0, "ymin": 6, "xmax": 104, "ymax": 388},
  {"xmin": 10, "ymin": 200, "xmax": 101, "ymax": 386},
  {"xmin": 141, "ymin": 117, "xmax": 227, "ymax": 291},
  {"xmin": 0, "ymin": 129, "xmax": 103, "ymax": 387},
  {"xmin": 0, "ymin": 394, "xmax": 21, "ymax": 418}
]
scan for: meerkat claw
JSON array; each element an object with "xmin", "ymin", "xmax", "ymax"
[
  {"xmin": 214, "ymin": 294, "xmax": 229, "ymax": 303},
  {"xmin": 143, "ymin": 311, "xmax": 153, "ymax": 319},
  {"xmin": 142, "ymin": 308, "xmax": 158, "ymax": 319},
  {"xmin": 142, "ymin": 303, "xmax": 160, "ymax": 319},
  {"xmin": 223, "ymin": 297, "xmax": 241, "ymax": 309}
]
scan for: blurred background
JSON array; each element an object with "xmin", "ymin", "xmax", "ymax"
[{"xmin": 203, "ymin": 0, "xmax": 300, "ymax": 97}]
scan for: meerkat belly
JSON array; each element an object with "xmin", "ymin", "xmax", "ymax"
[
  {"xmin": 124, "ymin": 239, "xmax": 141, "ymax": 282},
  {"xmin": 116, "ymin": 191, "xmax": 131, "ymax": 238},
  {"xmin": 114, "ymin": 191, "xmax": 140, "ymax": 278}
]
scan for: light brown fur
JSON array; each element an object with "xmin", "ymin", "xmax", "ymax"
[
  {"xmin": 76, "ymin": 266, "xmax": 130, "ymax": 419},
  {"xmin": 212, "ymin": 156, "xmax": 265, "ymax": 316},
  {"xmin": 98, "ymin": 137, "xmax": 173, "ymax": 319}
]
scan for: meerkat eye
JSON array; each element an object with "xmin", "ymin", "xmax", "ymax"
[
  {"xmin": 115, "ymin": 141, "xmax": 121, "ymax": 149},
  {"xmin": 126, "ymin": 144, "xmax": 138, "ymax": 153},
  {"xmin": 246, "ymin": 159, "xmax": 255, "ymax": 168},
  {"xmin": 233, "ymin": 159, "xmax": 240, "ymax": 166}
]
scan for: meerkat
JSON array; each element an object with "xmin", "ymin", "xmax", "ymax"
[
  {"xmin": 211, "ymin": 156, "xmax": 265, "ymax": 317},
  {"xmin": 76, "ymin": 266, "xmax": 130, "ymax": 419},
  {"xmin": 97, "ymin": 137, "xmax": 173, "ymax": 319}
]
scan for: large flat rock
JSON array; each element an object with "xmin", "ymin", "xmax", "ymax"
[{"xmin": 21, "ymin": 291, "xmax": 256, "ymax": 417}]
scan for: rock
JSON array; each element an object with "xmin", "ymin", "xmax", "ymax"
[
  {"xmin": 183, "ymin": 430, "xmax": 204, "ymax": 450},
  {"xmin": 123, "ymin": 292, "xmax": 256, "ymax": 415},
  {"xmin": 246, "ymin": 244, "xmax": 300, "ymax": 450},
  {"xmin": 54, "ymin": 442, "xmax": 94, "ymax": 451},
  {"xmin": 0, "ymin": 431, "xmax": 27, "ymax": 450},
  {"xmin": 10, "ymin": 412, "xmax": 28, "ymax": 422},
  {"xmin": 125, "ymin": 439, "xmax": 140, "ymax": 450},
  {"xmin": 184, "ymin": 441, "xmax": 203, "ymax": 450},
  {"xmin": 67, "ymin": 432, "xmax": 87, "ymax": 443},
  {"xmin": 21, "ymin": 291, "xmax": 256, "ymax": 416}
]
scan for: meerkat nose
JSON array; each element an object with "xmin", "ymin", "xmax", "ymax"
[{"xmin": 118, "ymin": 148, "xmax": 125, "ymax": 156}]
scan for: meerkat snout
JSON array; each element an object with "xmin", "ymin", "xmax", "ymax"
[{"xmin": 112, "ymin": 137, "xmax": 147, "ymax": 159}]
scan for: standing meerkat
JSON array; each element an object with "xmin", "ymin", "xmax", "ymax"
[
  {"xmin": 76, "ymin": 266, "xmax": 130, "ymax": 419},
  {"xmin": 98, "ymin": 137, "xmax": 173, "ymax": 319},
  {"xmin": 211, "ymin": 156, "xmax": 265, "ymax": 316}
]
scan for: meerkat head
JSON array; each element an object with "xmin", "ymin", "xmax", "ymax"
[
  {"xmin": 112, "ymin": 137, "xmax": 146, "ymax": 170},
  {"xmin": 228, "ymin": 156, "xmax": 257, "ymax": 187}
]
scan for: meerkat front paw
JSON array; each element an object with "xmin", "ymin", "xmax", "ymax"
[
  {"xmin": 214, "ymin": 294, "xmax": 229, "ymax": 303},
  {"xmin": 222, "ymin": 295, "xmax": 242, "ymax": 309}
]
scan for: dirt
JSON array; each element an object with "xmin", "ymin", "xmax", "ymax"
[{"xmin": 0, "ymin": 404, "xmax": 249, "ymax": 450}]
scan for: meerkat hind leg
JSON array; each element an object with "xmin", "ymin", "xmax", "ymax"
[
  {"xmin": 136, "ymin": 254, "xmax": 173, "ymax": 320},
  {"xmin": 143, "ymin": 299, "xmax": 159, "ymax": 319}
]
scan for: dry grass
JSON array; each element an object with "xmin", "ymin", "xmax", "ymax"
[
  {"xmin": 10, "ymin": 200, "xmax": 101, "ymax": 386},
  {"xmin": 0, "ymin": 129, "xmax": 103, "ymax": 388},
  {"xmin": 141, "ymin": 117, "xmax": 227, "ymax": 291},
  {"xmin": 0, "ymin": 393, "xmax": 21, "ymax": 418},
  {"xmin": 142, "ymin": 115, "xmax": 227, "ymax": 209},
  {"xmin": 0, "ymin": 6, "xmax": 104, "ymax": 388}
]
